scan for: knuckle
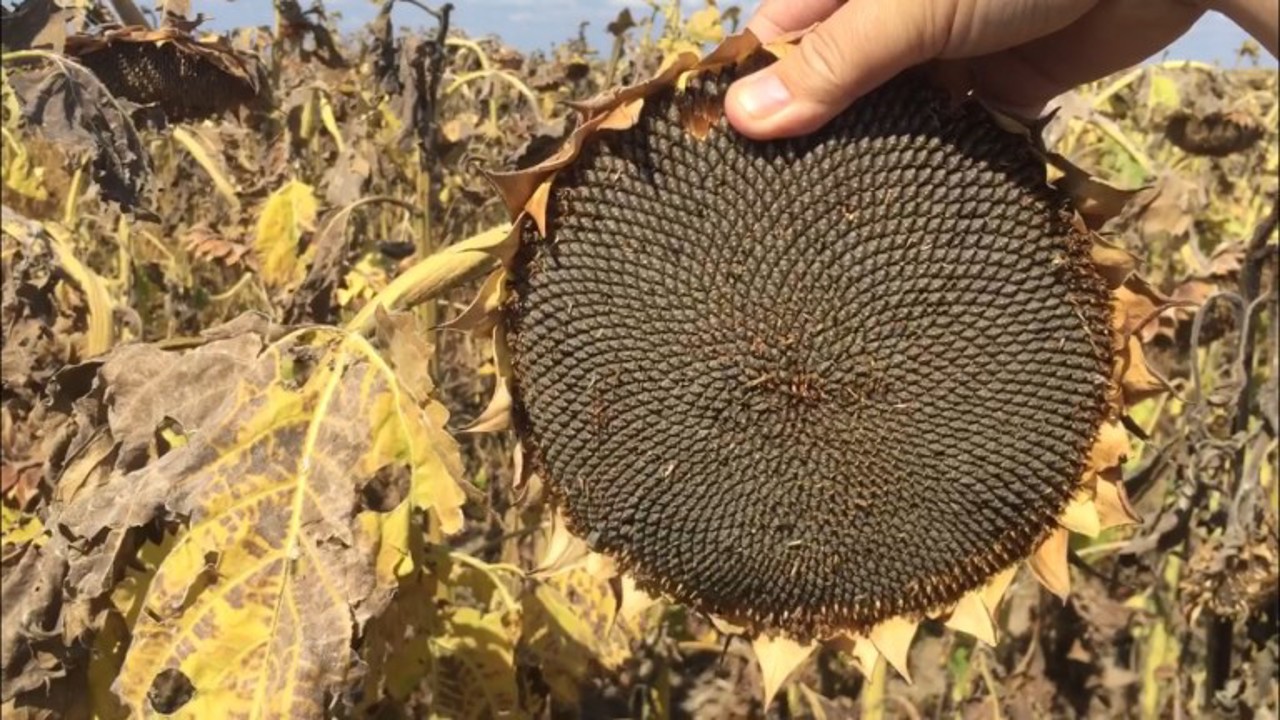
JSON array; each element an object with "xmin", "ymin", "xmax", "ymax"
[
  {"xmin": 795, "ymin": 29, "xmax": 848, "ymax": 97},
  {"xmin": 910, "ymin": 1, "xmax": 955, "ymax": 61}
]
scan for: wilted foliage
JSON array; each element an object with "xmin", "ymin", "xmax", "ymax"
[{"xmin": 0, "ymin": 1, "xmax": 1276, "ymax": 719}]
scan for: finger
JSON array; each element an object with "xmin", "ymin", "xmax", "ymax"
[
  {"xmin": 969, "ymin": 0, "xmax": 1206, "ymax": 109},
  {"xmin": 726, "ymin": 0, "xmax": 940, "ymax": 139},
  {"xmin": 726, "ymin": 0, "xmax": 1100, "ymax": 139},
  {"xmin": 746, "ymin": 0, "xmax": 845, "ymax": 43}
]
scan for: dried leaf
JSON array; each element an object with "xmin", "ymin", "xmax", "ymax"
[
  {"xmin": 944, "ymin": 591, "xmax": 996, "ymax": 646},
  {"xmin": 521, "ymin": 568, "xmax": 638, "ymax": 706},
  {"xmin": 0, "ymin": 0, "xmax": 68, "ymax": 54},
  {"xmin": 1166, "ymin": 109, "xmax": 1265, "ymax": 157},
  {"xmin": 170, "ymin": 127, "xmax": 239, "ymax": 209},
  {"xmin": 0, "ymin": 542, "xmax": 68, "ymax": 702},
  {"xmin": 429, "ymin": 607, "xmax": 520, "ymax": 720},
  {"xmin": 869, "ymin": 616, "xmax": 918, "ymax": 682},
  {"xmin": 7, "ymin": 55, "xmax": 151, "ymax": 210},
  {"xmin": 286, "ymin": 196, "xmax": 417, "ymax": 325},
  {"xmin": 183, "ymin": 225, "xmax": 249, "ymax": 267},
  {"xmin": 16, "ymin": 316, "xmax": 467, "ymax": 717},
  {"xmin": 1029, "ymin": 528, "xmax": 1072, "ymax": 601},
  {"xmin": 1047, "ymin": 152, "xmax": 1143, "ymax": 229},
  {"xmin": 606, "ymin": 9, "xmax": 636, "ymax": 37}
]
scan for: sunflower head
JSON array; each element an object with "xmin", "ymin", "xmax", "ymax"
[
  {"xmin": 65, "ymin": 25, "xmax": 263, "ymax": 121},
  {"xmin": 448, "ymin": 30, "xmax": 1165, "ymax": 701}
]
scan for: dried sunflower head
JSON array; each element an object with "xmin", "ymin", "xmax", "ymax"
[
  {"xmin": 1165, "ymin": 109, "xmax": 1266, "ymax": 157},
  {"xmin": 426, "ymin": 32, "xmax": 1167, "ymax": 700},
  {"xmin": 65, "ymin": 25, "xmax": 262, "ymax": 121}
]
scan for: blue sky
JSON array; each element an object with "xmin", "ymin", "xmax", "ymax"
[{"xmin": 192, "ymin": 0, "xmax": 1275, "ymax": 68}]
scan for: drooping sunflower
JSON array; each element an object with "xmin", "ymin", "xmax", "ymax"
[
  {"xmin": 427, "ymin": 31, "xmax": 1166, "ymax": 700},
  {"xmin": 65, "ymin": 25, "xmax": 262, "ymax": 121}
]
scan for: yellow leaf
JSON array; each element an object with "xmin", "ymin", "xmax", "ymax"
[
  {"xmin": 429, "ymin": 607, "xmax": 521, "ymax": 720},
  {"xmin": 1140, "ymin": 619, "xmax": 1177, "ymax": 720},
  {"xmin": 104, "ymin": 322, "xmax": 466, "ymax": 717},
  {"xmin": 0, "ymin": 505, "xmax": 44, "ymax": 546},
  {"xmin": 336, "ymin": 254, "xmax": 388, "ymax": 309},
  {"xmin": 45, "ymin": 221, "xmax": 115, "ymax": 357},
  {"xmin": 254, "ymin": 179, "xmax": 319, "ymax": 289},
  {"xmin": 317, "ymin": 90, "xmax": 346, "ymax": 153},
  {"xmin": 1, "ymin": 130, "xmax": 49, "ymax": 202},
  {"xmin": 357, "ymin": 566, "xmax": 444, "ymax": 707},
  {"xmin": 685, "ymin": 6, "xmax": 724, "ymax": 45},
  {"xmin": 91, "ymin": 534, "xmax": 178, "ymax": 720},
  {"xmin": 171, "ymin": 127, "xmax": 240, "ymax": 210},
  {"xmin": 520, "ymin": 569, "xmax": 640, "ymax": 706},
  {"xmin": 1146, "ymin": 71, "xmax": 1180, "ymax": 110},
  {"xmin": 375, "ymin": 98, "xmax": 403, "ymax": 145},
  {"xmin": 346, "ymin": 223, "xmax": 515, "ymax": 333}
]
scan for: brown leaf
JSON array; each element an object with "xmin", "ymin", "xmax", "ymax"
[
  {"xmin": 7, "ymin": 58, "xmax": 152, "ymax": 210},
  {"xmin": 0, "ymin": 543, "xmax": 70, "ymax": 703},
  {"xmin": 95, "ymin": 335, "xmax": 263, "ymax": 471},
  {"xmin": 1046, "ymin": 152, "xmax": 1143, "ymax": 230},
  {"xmin": 321, "ymin": 146, "xmax": 372, "ymax": 208},
  {"xmin": 606, "ymin": 9, "xmax": 636, "ymax": 37},
  {"xmin": 20, "ymin": 315, "xmax": 466, "ymax": 717},
  {"xmin": 182, "ymin": 225, "xmax": 249, "ymax": 267},
  {"xmin": 285, "ymin": 196, "xmax": 418, "ymax": 325},
  {"xmin": 1132, "ymin": 174, "xmax": 1201, "ymax": 240}
]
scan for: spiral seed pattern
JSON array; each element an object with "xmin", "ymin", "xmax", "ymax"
[{"xmin": 506, "ymin": 64, "xmax": 1115, "ymax": 637}]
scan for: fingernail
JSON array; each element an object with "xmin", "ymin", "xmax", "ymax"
[{"xmin": 736, "ymin": 72, "xmax": 791, "ymax": 119}]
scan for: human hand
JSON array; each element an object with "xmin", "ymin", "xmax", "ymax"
[{"xmin": 724, "ymin": 0, "xmax": 1211, "ymax": 139}]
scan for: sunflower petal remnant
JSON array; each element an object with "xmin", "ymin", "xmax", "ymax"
[{"xmin": 752, "ymin": 633, "xmax": 815, "ymax": 706}]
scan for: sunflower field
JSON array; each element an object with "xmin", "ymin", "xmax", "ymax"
[{"xmin": 1, "ymin": 1, "xmax": 1277, "ymax": 718}]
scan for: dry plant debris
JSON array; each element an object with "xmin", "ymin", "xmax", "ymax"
[{"xmin": 0, "ymin": 1, "xmax": 1276, "ymax": 719}]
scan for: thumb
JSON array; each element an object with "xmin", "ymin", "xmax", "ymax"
[{"xmin": 725, "ymin": 1, "xmax": 943, "ymax": 139}]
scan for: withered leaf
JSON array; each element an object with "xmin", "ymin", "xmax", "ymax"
[
  {"xmin": 322, "ymin": 145, "xmax": 372, "ymax": 208},
  {"xmin": 95, "ymin": 335, "xmax": 263, "ymax": 472},
  {"xmin": 0, "ymin": 0, "xmax": 68, "ymax": 54},
  {"xmin": 182, "ymin": 225, "xmax": 250, "ymax": 267},
  {"xmin": 285, "ymin": 196, "xmax": 417, "ymax": 325},
  {"xmin": 606, "ymin": 9, "xmax": 636, "ymax": 37},
  {"xmin": 6, "ymin": 313, "xmax": 467, "ymax": 718},
  {"xmin": 519, "ymin": 568, "xmax": 641, "ymax": 707},
  {"xmin": 6, "ymin": 58, "xmax": 151, "ymax": 210},
  {"xmin": 0, "ymin": 543, "xmax": 68, "ymax": 703},
  {"xmin": 429, "ymin": 607, "xmax": 520, "ymax": 720}
]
